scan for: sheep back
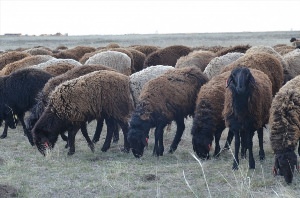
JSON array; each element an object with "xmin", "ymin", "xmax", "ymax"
[
  {"xmin": 283, "ymin": 49, "xmax": 300, "ymax": 79},
  {"xmin": 130, "ymin": 45, "xmax": 160, "ymax": 56},
  {"xmin": 269, "ymin": 75, "xmax": 300, "ymax": 152},
  {"xmin": 49, "ymin": 70, "xmax": 133, "ymax": 123},
  {"xmin": 0, "ymin": 51, "xmax": 31, "ymax": 70}
]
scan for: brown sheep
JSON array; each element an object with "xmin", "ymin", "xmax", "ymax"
[
  {"xmin": 32, "ymin": 70, "xmax": 133, "ymax": 156},
  {"xmin": 24, "ymin": 48, "xmax": 53, "ymax": 56},
  {"xmin": 216, "ymin": 44, "xmax": 251, "ymax": 57},
  {"xmin": 130, "ymin": 45, "xmax": 160, "ymax": 56},
  {"xmin": 220, "ymin": 52, "xmax": 283, "ymax": 95},
  {"xmin": 0, "ymin": 51, "xmax": 31, "ymax": 70},
  {"xmin": 53, "ymin": 46, "xmax": 96, "ymax": 61},
  {"xmin": 269, "ymin": 75, "xmax": 300, "ymax": 184},
  {"xmin": 126, "ymin": 48, "xmax": 146, "ymax": 72},
  {"xmin": 143, "ymin": 45, "xmax": 192, "ymax": 68},
  {"xmin": 42, "ymin": 63, "xmax": 76, "ymax": 76},
  {"xmin": 127, "ymin": 66, "xmax": 208, "ymax": 158}
]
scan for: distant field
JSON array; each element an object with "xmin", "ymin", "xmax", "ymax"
[
  {"xmin": 1, "ymin": 31, "xmax": 300, "ymax": 51},
  {"xmin": 0, "ymin": 31, "xmax": 300, "ymax": 197}
]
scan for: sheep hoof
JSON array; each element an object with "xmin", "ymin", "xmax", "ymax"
[
  {"xmin": 65, "ymin": 143, "xmax": 69, "ymax": 149},
  {"xmin": 67, "ymin": 151, "xmax": 75, "ymax": 156},
  {"xmin": 89, "ymin": 144, "xmax": 95, "ymax": 153},
  {"xmin": 112, "ymin": 138, "xmax": 119, "ymax": 143},
  {"xmin": 0, "ymin": 134, "xmax": 7, "ymax": 139},
  {"xmin": 259, "ymin": 150, "xmax": 265, "ymax": 160},
  {"xmin": 92, "ymin": 138, "xmax": 99, "ymax": 144},
  {"xmin": 121, "ymin": 147, "xmax": 130, "ymax": 153},
  {"xmin": 101, "ymin": 146, "xmax": 109, "ymax": 152},
  {"xmin": 168, "ymin": 148, "xmax": 175, "ymax": 154},
  {"xmin": 232, "ymin": 163, "xmax": 239, "ymax": 170}
]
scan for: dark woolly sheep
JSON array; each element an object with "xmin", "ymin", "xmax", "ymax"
[
  {"xmin": 0, "ymin": 51, "xmax": 31, "ymax": 70},
  {"xmin": 143, "ymin": 45, "xmax": 192, "ymax": 68},
  {"xmin": 290, "ymin": 37, "xmax": 300, "ymax": 49},
  {"xmin": 55, "ymin": 45, "xmax": 68, "ymax": 51},
  {"xmin": 126, "ymin": 48, "xmax": 146, "ymax": 73},
  {"xmin": 0, "ymin": 55, "xmax": 54, "ymax": 76},
  {"xmin": 24, "ymin": 48, "xmax": 53, "ymax": 56},
  {"xmin": 216, "ymin": 44, "xmax": 251, "ymax": 57},
  {"xmin": 127, "ymin": 66, "xmax": 208, "ymax": 158},
  {"xmin": 32, "ymin": 70, "xmax": 133, "ymax": 156},
  {"xmin": 221, "ymin": 52, "xmax": 283, "ymax": 95},
  {"xmin": 283, "ymin": 49, "xmax": 300, "ymax": 80},
  {"xmin": 191, "ymin": 71, "xmax": 234, "ymax": 159},
  {"xmin": 223, "ymin": 67, "xmax": 272, "ymax": 170},
  {"xmin": 0, "ymin": 68, "xmax": 52, "ymax": 145},
  {"xmin": 269, "ymin": 75, "xmax": 300, "ymax": 184},
  {"xmin": 53, "ymin": 46, "xmax": 96, "ymax": 61},
  {"xmin": 130, "ymin": 45, "xmax": 160, "ymax": 56},
  {"xmin": 26, "ymin": 65, "xmax": 117, "ymax": 153},
  {"xmin": 175, "ymin": 50, "xmax": 217, "ymax": 71}
]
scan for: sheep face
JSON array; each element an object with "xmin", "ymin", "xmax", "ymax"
[
  {"xmin": 192, "ymin": 135, "xmax": 211, "ymax": 160},
  {"xmin": 32, "ymin": 108, "xmax": 65, "ymax": 156},
  {"xmin": 273, "ymin": 151, "xmax": 298, "ymax": 184},
  {"xmin": 226, "ymin": 67, "xmax": 255, "ymax": 95}
]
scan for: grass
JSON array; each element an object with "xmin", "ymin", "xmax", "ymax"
[{"xmin": 0, "ymin": 119, "xmax": 299, "ymax": 198}]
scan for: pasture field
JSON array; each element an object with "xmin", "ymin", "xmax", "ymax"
[{"xmin": 0, "ymin": 31, "xmax": 300, "ymax": 197}]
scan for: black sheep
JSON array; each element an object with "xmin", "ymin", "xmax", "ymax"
[{"xmin": 0, "ymin": 68, "xmax": 52, "ymax": 145}]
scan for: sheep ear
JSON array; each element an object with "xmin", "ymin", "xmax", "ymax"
[{"xmin": 226, "ymin": 76, "xmax": 233, "ymax": 88}]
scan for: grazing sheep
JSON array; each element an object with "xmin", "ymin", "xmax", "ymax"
[
  {"xmin": 0, "ymin": 55, "xmax": 54, "ymax": 76},
  {"xmin": 203, "ymin": 52, "xmax": 244, "ymax": 79},
  {"xmin": 26, "ymin": 65, "xmax": 117, "ymax": 152},
  {"xmin": 269, "ymin": 75, "xmax": 300, "ymax": 184},
  {"xmin": 127, "ymin": 66, "xmax": 208, "ymax": 158},
  {"xmin": 130, "ymin": 45, "xmax": 159, "ymax": 56},
  {"xmin": 283, "ymin": 49, "xmax": 300, "ymax": 80},
  {"xmin": 143, "ymin": 45, "xmax": 192, "ymax": 68},
  {"xmin": 85, "ymin": 51, "xmax": 132, "ymax": 75},
  {"xmin": 191, "ymin": 71, "xmax": 234, "ymax": 159},
  {"xmin": 221, "ymin": 52, "xmax": 283, "ymax": 95},
  {"xmin": 175, "ymin": 50, "xmax": 217, "ymax": 71},
  {"xmin": 0, "ymin": 68, "xmax": 52, "ymax": 145},
  {"xmin": 32, "ymin": 70, "xmax": 133, "ymax": 156},
  {"xmin": 246, "ymin": 45, "xmax": 292, "ymax": 83},
  {"xmin": 24, "ymin": 48, "xmax": 53, "ymax": 56},
  {"xmin": 0, "ymin": 51, "xmax": 31, "ymax": 70},
  {"xmin": 216, "ymin": 44, "xmax": 251, "ymax": 57},
  {"xmin": 53, "ymin": 46, "xmax": 96, "ymax": 61},
  {"xmin": 223, "ymin": 67, "xmax": 272, "ymax": 170},
  {"xmin": 129, "ymin": 65, "xmax": 174, "ymax": 107}
]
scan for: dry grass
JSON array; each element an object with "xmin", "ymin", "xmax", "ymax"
[{"xmin": 0, "ymin": 118, "xmax": 299, "ymax": 198}]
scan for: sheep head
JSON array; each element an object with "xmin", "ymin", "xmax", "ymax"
[
  {"xmin": 226, "ymin": 66, "xmax": 256, "ymax": 95},
  {"xmin": 192, "ymin": 135, "xmax": 211, "ymax": 160},
  {"xmin": 290, "ymin": 37, "xmax": 297, "ymax": 42},
  {"xmin": 273, "ymin": 150, "xmax": 298, "ymax": 184}
]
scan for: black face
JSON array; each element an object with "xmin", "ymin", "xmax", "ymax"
[
  {"xmin": 226, "ymin": 67, "xmax": 255, "ymax": 94},
  {"xmin": 192, "ymin": 136, "xmax": 211, "ymax": 160},
  {"xmin": 273, "ymin": 151, "xmax": 298, "ymax": 184},
  {"xmin": 127, "ymin": 127, "xmax": 148, "ymax": 158}
]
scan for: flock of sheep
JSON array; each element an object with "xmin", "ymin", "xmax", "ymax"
[{"xmin": 0, "ymin": 41, "xmax": 299, "ymax": 184}]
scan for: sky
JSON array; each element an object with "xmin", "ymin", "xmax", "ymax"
[{"xmin": 0, "ymin": 0, "xmax": 299, "ymax": 36}]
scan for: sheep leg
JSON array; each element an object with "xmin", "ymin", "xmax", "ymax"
[
  {"xmin": 19, "ymin": 116, "xmax": 34, "ymax": 146},
  {"xmin": 112, "ymin": 124, "xmax": 119, "ymax": 143},
  {"xmin": 298, "ymin": 138, "xmax": 300, "ymax": 156},
  {"xmin": 247, "ymin": 131, "xmax": 255, "ymax": 169},
  {"xmin": 169, "ymin": 117, "xmax": 185, "ymax": 154},
  {"xmin": 80, "ymin": 123, "xmax": 94, "ymax": 153},
  {"xmin": 92, "ymin": 117, "xmax": 104, "ymax": 143},
  {"xmin": 118, "ymin": 121, "xmax": 130, "ymax": 153},
  {"xmin": 223, "ymin": 129, "xmax": 234, "ymax": 150},
  {"xmin": 0, "ymin": 122, "xmax": 9, "ymax": 139},
  {"xmin": 240, "ymin": 130, "xmax": 247, "ymax": 159},
  {"xmin": 60, "ymin": 133, "xmax": 69, "ymax": 148},
  {"xmin": 257, "ymin": 127, "xmax": 265, "ymax": 160},
  {"xmin": 232, "ymin": 129, "xmax": 240, "ymax": 170},
  {"xmin": 101, "ymin": 118, "xmax": 115, "ymax": 152},
  {"xmin": 157, "ymin": 125, "xmax": 165, "ymax": 156},
  {"xmin": 67, "ymin": 127, "xmax": 80, "ymax": 155},
  {"xmin": 213, "ymin": 127, "xmax": 223, "ymax": 157}
]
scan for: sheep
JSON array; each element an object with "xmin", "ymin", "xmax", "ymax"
[
  {"xmin": 223, "ymin": 67, "xmax": 272, "ymax": 170},
  {"xmin": 175, "ymin": 50, "xmax": 217, "ymax": 71},
  {"xmin": 126, "ymin": 48, "xmax": 146, "ymax": 72},
  {"xmin": 269, "ymin": 75, "xmax": 300, "ymax": 184},
  {"xmin": 0, "ymin": 68, "xmax": 52, "ymax": 145},
  {"xmin": 127, "ymin": 66, "xmax": 208, "ymax": 158},
  {"xmin": 203, "ymin": 52, "xmax": 244, "ymax": 79},
  {"xmin": 143, "ymin": 45, "xmax": 192, "ymax": 68},
  {"xmin": 130, "ymin": 45, "xmax": 160, "ymax": 56},
  {"xmin": 221, "ymin": 52, "xmax": 284, "ymax": 96},
  {"xmin": 24, "ymin": 48, "xmax": 53, "ymax": 56},
  {"xmin": 273, "ymin": 45, "xmax": 295, "ymax": 56},
  {"xmin": 216, "ymin": 44, "xmax": 251, "ymax": 57},
  {"xmin": 26, "ymin": 65, "xmax": 117, "ymax": 153},
  {"xmin": 246, "ymin": 45, "xmax": 292, "ymax": 83},
  {"xmin": 290, "ymin": 37, "xmax": 300, "ymax": 49},
  {"xmin": 129, "ymin": 65, "xmax": 175, "ymax": 107},
  {"xmin": 32, "ymin": 70, "xmax": 134, "ymax": 156},
  {"xmin": 0, "ymin": 51, "xmax": 31, "ymax": 70},
  {"xmin": 283, "ymin": 49, "xmax": 300, "ymax": 80},
  {"xmin": 0, "ymin": 55, "xmax": 54, "ymax": 76},
  {"xmin": 53, "ymin": 46, "xmax": 96, "ymax": 61},
  {"xmin": 105, "ymin": 43, "xmax": 120, "ymax": 48},
  {"xmin": 191, "ymin": 71, "xmax": 234, "ymax": 159},
  {"xmin": 84, "ymin": 51, "xmax": 132, "ymax": 75}
]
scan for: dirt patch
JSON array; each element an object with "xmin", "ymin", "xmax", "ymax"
[
  {"xmin": 141, "ymin": 174, "xmax": 159, "ymax": 182},
  {"xmin": 0, "ymin": 185, "xmax": 18, "ymax": 197}
]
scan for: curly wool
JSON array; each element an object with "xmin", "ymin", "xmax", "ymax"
[
  {"xmin": 221, "ymin": 52, "xmax": 283, "ymax": 95},
  {"xmin": 130, "ymin": 45, "xmax": 159, "ymax": 56},
  {"xmin": 0, "ymin": 51, "xmax": 31, "ymax": 70},
  {"xmin": 175, "ymin": 50, "xmax": 217, "ymax": 71},
  {"xmin": 204, "ymin": 52, "xmax": 244, "ymax": 79},
  {"xmin": 129, "ymin": 65, "xmax": 174, "ymax": 107},
  {"xmin": 216, "ymin": 44, "xmax": 251, "ymax": 57},
  {"xmin": 53, "ymin": 46, "xmax": 96, "ymax": 61},
  {"xmin": 283, "ymin": 49, "xmax": 300, "ymax": 79},
  {"xmin": 84, "ymin": 51, "xmax": 132, "ymax": 76},
  {"xmin": 49, "ymin": 70, "xmax": 133, "ymax": 123},
  {"xmin": 24, "ymin": 48, "xmax": 53, "ymax": 56},
  {"xmin": 269, "ymin": 75, "xmax": 300, "ymax": 152}
]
